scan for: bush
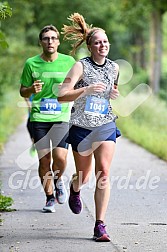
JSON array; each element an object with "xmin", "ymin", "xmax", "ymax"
[{"xmin": 0, "ymin": 194, "xmax": 14, "ymax": 212}]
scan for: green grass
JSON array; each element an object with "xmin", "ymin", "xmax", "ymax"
[
  {"xmin": 0, "ymin": 89, "xmax": 26, "ymax": 152},
  {"xmin": 116, "ymin": 95, "xmax": 167, "ymax": 161}
]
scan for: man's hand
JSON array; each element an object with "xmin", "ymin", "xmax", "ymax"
[{"xmin": 32, "ymin": 80, "xmax": 44, "ymax": 93}]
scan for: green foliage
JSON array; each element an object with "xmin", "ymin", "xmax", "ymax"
[
  {"xmin": 0, "ymin": 179, "xmax": 14, "ymax": 212},
  {"xmin": 0, "ymin": 45, "xmax": 40, "ymax": 96},
  {"xmin": 120, "ymin": 0, "xmax": 151, "ymax": 29},
  {"xmin": 0, "ymin": 1, "xmax": 12, "ymax": 48},
  {"xmin": 0, "ymin": 194, "xmax": 13, "ymax": 211},
  {"xmin": 0, "ymin": 1, "xmax": 12, "ymax": 19},
  {"xmin": 0, "ymin": 30, "xmax": 8, "ymax": 48}
]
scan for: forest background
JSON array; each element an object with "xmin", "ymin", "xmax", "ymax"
[{"xmin": 0, "ymin": 0, "xmax": 167, "ymax": 161}]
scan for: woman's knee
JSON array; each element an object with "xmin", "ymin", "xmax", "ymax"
[
  {"xmin": 95, "ymin": 167, "xmax": 110, "ymax": 188},
  {"xmin": 96, "ymin": 165, "xmax": 110, "ymax": 177}
]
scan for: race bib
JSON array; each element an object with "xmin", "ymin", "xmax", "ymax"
[
  {"xmin": 40, "ymin": 98, "xmax": 61, "ymax": 114},
  {"xmin": 84, "ymin": 96, "xmax": 109, "ymax": 115}
]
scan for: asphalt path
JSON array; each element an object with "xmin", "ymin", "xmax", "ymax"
[{"xmin": 0, "ymin": 121, "xmax": 167, "ymax": 252}]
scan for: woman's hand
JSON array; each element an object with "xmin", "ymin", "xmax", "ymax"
[
  {"xmin": 110, "ymin": 88, "xmax": 119, "ymax": 99},
  {"xmin": 85, "ymin": 83, "xmax": 106, "ymax": 95}
]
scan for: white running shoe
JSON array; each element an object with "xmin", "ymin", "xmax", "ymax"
[
  {"xmin": 42, "ymin": 198, "xmax": 56, "ymax": 213},
  {"xmin": 55, "ymin": 178, "xmax": 67, "ymax": 204}
]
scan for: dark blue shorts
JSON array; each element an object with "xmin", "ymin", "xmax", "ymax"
[
  {"xmin": 32, "ymin": 122, "xmax": 69, "ymax": 151},
  {"xmin": 66, "ymin": 122, "xmax": 121, "ymax": 152},
  {"xmin": 27, "ymin": 117, "xmax": 34, "ymax": 139}
]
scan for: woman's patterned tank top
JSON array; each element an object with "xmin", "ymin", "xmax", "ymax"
[{"xmin": 70, "ymin": 57, "xmax": 118, "ymax": 127}]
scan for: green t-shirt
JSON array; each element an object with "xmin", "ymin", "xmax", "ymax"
[{"xmin": 20, "ymin": 53, "xmax": 75, "ymax": 122}]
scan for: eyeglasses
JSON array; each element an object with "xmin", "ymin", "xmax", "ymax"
[{"xmin": 42, "ymin": 36, "xmax": 58, "ymax": 42}]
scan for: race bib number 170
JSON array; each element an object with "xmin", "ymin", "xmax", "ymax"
[{"xmin": 40, "ymin": 98, "xmax": 62, "ymax": 114}]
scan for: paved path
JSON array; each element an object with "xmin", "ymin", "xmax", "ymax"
[{"xmin": 0, "ymin": 122, "xmax": 167, "ymax": 252}]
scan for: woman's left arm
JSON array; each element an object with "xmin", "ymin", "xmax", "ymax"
[{"xmin": 110, "ymin": 63, "xmax": 120, "ymax": 100}]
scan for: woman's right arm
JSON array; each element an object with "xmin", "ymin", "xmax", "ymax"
[
  {"xmin": 58, "ymin": 62, "xmax": 106, "ymax": 102},
  {"xmin": 58, "ymin": 61, "xmax": 86, "ymax": 102}
]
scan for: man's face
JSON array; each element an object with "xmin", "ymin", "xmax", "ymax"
[{"xmin": 40, "ymin": 30, "xmax": 60, "ymax": 55}]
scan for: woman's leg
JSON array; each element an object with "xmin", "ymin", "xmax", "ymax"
[
  {"xmin": 72, "ymin": 150, "xmax": 93, "ymax": 191},
  {"xmin": 93, "ymin": 141, "xmax": 115, "ymax": 221},
  {"xmin": 68, "ymin": 150, "xmax": 93, "ymax": 214}
]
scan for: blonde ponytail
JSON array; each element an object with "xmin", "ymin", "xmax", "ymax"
[{"xmin": 62, "ymin": 13, "xmax": 105, "ymax": 55}]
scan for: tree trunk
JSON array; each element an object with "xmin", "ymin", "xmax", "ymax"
[
  {"xmin": 136, "ymin": 33, "xmax": 146, "ymax": 69},
  {"xmin": 149, "ymin": 9, "xmax": 162, "ymax": 94},
  {"xmin": 131, "ymin": 31, "xmax": 146, "ymax": 70}
]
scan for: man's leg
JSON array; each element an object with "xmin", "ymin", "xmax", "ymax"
[
  {"xmin": 52, "ymin": 147, "xmax": 68, "ymax": 204},
  {"xmin": 33, "ymin": 122, "xmax": 56, "ymax": 212},
  {"xmin": 50, "ymin": 122, "xmax": 69, "ymax": 204}
]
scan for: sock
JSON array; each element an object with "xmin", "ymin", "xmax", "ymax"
[
  {"xmin": 54, "ymin": 178, "xmax": 58, "ymax": 189},
  {"xmin": 46, "ymin": 194, "xmax": 54, "ymax": 202},
  {"xmin": 70, "ymin": 183, "xmax": 80, "ymax": 195},
  {"xmin": 95, "ymin": 220, "xmax": 104, "ymax": 226}
]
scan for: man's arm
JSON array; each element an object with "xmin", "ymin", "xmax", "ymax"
[
  {"xmin": 20, "ymin": 80, "xmax": 44, "ymax": 98},
  {"xmin": 20, "ymin": 85, "xmax": 34, "ymax": 98}
]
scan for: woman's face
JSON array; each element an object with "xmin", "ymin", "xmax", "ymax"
[{"xmin": 89, "ymin": 30, "xmax": 110, "ymax": 58}]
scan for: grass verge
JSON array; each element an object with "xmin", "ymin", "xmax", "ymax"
[
  {"xmin": 116, "ymin": 95, "xmax": 167, "ymax": 161},
  {"xmin": 0, "ymin": 89, "xmax": 26, "ymax": 152}
]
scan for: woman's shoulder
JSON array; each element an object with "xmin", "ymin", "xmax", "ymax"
[
  {"xmin": 79, "ymin": 57, "xmax": 94, "ymax": 68},
  {"xmin": 79, "ymin": 56, "xmax": 90, "ymax": 63},
  {"xmin": 106, "ymin": 58, "xmax": 119, "ymax": 70}
]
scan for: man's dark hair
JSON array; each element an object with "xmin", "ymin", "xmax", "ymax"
[{"xmin": 39, "ymin": 25, "xmax": 60, "ymax": 40}]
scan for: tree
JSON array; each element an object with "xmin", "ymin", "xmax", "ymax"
[
  {"xmin": 0, "ymin": 1, "xmax": 12, "ymax": 48},
  {"xmin": 149, "ymin": 1, "xmax": 167, "ymax": 94},
  {"xmin": 119, "ymin": 0, "xmax": 167, "ymax": 94}
]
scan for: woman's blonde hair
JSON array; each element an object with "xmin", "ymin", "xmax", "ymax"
[{"xmin": 61, "ymin": 13, "xmax": 105, "ymax": 55}]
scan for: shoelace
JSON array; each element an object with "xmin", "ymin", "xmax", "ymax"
[
  {"xmin": 96, "ymin": 224, "xmax": 107, "ymax": 235},
  {"xmin": 56, "ymin": 181, "xmax": 64, "ymax": 196},
  {"xmin": 57, "ymin": 188, "xmax": 63, "ymax": 196},
  {"xmin": 46, "ymin": 199, "xmax": 55, "ymax": 206},
  {"xmin": 57, "ymin": 181, "xmax": 64, "ymax": 189}
]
